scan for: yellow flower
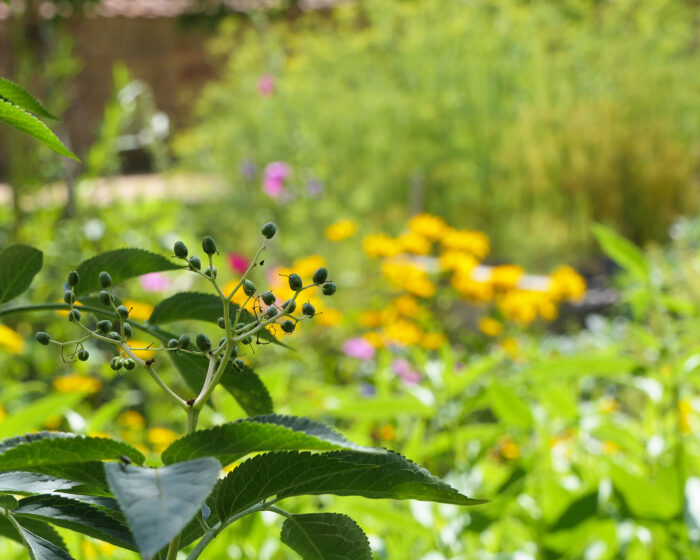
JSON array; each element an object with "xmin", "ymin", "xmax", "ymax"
[
  {"xmin": 363, "ymin": 233, "xmax": 402, "ymax": 258},
  {"xmin": 420, "ymin": 332, "xmax": 446, "ymax": 350},
  {"xmin": 362, "ymin": 332, "xmax": 386, "ymax": 348},
  {"xmin": 500, "ymin": 337, "xmax": 520, "ymax": 358},
  {"xmin": 147, "ymin": 427, "xmax": 178, "ymax": 452},
  {"xmin": 122, "ymin": 299, "xmax": 154, "ymax": 321},
  {"xmin": 119, "ymin": 410, "xmax": 146, "ymax": 429},
  {"xmin": 549, "ymin": 266, "xmax": 586, "ymax": 302},
  {"xmin": 489, "ymin": 265, "xmax": 524, "ymax": 291},
  {"xmin": 0, "ymin": 325, "xmax": 26, "ymax": 354},
  {"xmin": 390, "ymin": 295, "xmax": 420, "ymax": 318},
  {"xmin": 359, "ymin": 310, "xmax": 386, "ymax": 328},
  {"xmin": 439, "ymin": 250, "xmax": 477, "ymax": 273},
  {"xmin": 396, "ymin": 231, "xmax": 431, "ymax": 255},
  {"xmin": 381, "ymin": 259, "xmax": 436, "ymax": 298},
  {"xmin": 383, "ymin": 319, "xmax": 422, "ymax": 347},
  {"xmin": 126, "ymin": 339, "xmax": 156, "ymax": 361},
  {"xmin": 478, "ymin": 317, "xmax": 503, "ymax": 337},
  {"xmin": 408, "ymin": 213, "xmax": 448, "ymax": 241},
  {"xmin": 53, "ymin": 373, "xmax": 102, "ymax": 394},
  {"xmin": 292, "ymin": 255, "xmax": 327, "ymax": 279},
  {"xmin": 451, "ymin": 271, "xmax": 493, "ymax": 302},
  {"xmin": 379, "ymin": 424, "xmax": 396, "ymax": 441},
  {"xmin": 316, "ymin": 308, "xmax": 342, "ymax": 327},
  {"xmin": 441, "ymin": 228, "xmax": 490, "ymax": 259},
  {"xmin": 497, "ymin": 291, "xmax": 540, "ymax": 325},
  {"xmin": 325, "ymin": 219, "xmax": 358, "ymax": 242},
  {"xmin": 499, "ymin": 436, "xmax": 521, "ymax": 460}
]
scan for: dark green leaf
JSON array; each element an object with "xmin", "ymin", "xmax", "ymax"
[
  {"xmin": 0, "ymin": 77, "xmax": 58, "ymax": 120},
  {"xmin": 592, "ymin": 223, "xmax": 649, "ymax": 281},
  {"xmin": 104, "ymin": 457, "xmax": 221, "ymax": 559},
  {"xmin": 31, "ymin": 462, "xmax": 111, "ymax": 492},
  {"xmin": 280, "ymin": 513, "xmax": 373, "ymax": 560},
  {"xmin": 0, "ymin": 515, "xmax": 66, "ymax": 549},
  {"xmin": 0, "ymin": 245, "xmax": 43, "ymax": 305},
  {"xmin": 162, "ymin": 415, "xmax": 371, "ymax": 466},
  {"xmin": 0, "ymin": 98, "xmax": 78, "ymax": 160},
  {"xmin": 0, "ymin": 472, "xmax": 81, "ymax": 495},
  {"xmin": 74, "ymin": 248, "xmax": 181, "ymax": 295},
  {"xmin": 14, "ymin": 494, "xmax": 136, "ymax": 550},
  {"xmin": 18, "ymin": 525, "xmax": 75, "ymax": 560},
  {"xmin": 549, "ymin": 491, "xmax": 598, "ymax": 531}
]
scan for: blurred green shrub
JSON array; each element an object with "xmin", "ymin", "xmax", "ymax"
[{"xmin": 176, "ymin": 0, "xmax": 700, "ymax": 264}]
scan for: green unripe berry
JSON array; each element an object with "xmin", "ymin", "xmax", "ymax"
[
  {"xmin": 123, "ymin": 323, "xmax": 133, "ymax": 338},
  {"xmin": 241, "ymin": 336, "xmax": 253, "ymax": 345},
  {"xmin": 280, "ymin": 320, "xmax": 296, "ymax": 334},
  {"xmin": 264, "ymin": 307, "xmax": 278, "ymax": 319},
  {"xmin": 302, "ymin": 302, "xmax": 316, "ymax": 317},
  {"xmin": 261, "ymin": 222, "xmax": 277, "ymax": 239},
  {"xmin": 98, "ymin": 290, "xmax": 111, "ymax": 306},
  {"xmin": 230, "ymin": 345, "xmax": 238, "ymax": 358},
  {"xmin": 234, "ymin": 358, "xmax": 245, "ymax": 370},
  {"xmin": 108, "ymin": 331, "xmax": 121, "ymax": 341},
  {"xmin": 68, "ymin": 309, "xmax": 81, "ymax": 322},
  {"xmin": 77, "ymin": 349, "xmax": 89, "ymax": 361},
  {"xmin": 196, "ymin": 333, "xmax": 212, "ymax": 351},
  {"xmin": 63, "ymin": 290, "xmax": 76, "ymax": 304},
  {"xmin": 288, "ymin": 273, "xmax": 303, "ymax": 291},
  {"xmin": 202, "ymin": 236, "xmax": 217, "ymax": 255},
  {"xmin": 282, "ymin": 299, "xmax": 296, "ymax": 313},
  {"xmin": 96, "ymin": 320, "xmax": 111, "ymax": 334},
  {"xmin": 115, "ymin": 305, "xmax": 129, "ymax": 319},
  {"xmin": 110, "ymin": 357, "xmax": 121, "ymax": 371},
  {"xmin": 243, "ymin": 279, "xmax": 256, "ymax": 297},
  {"xmin": 217, "ymin": 317, "xmax": 226, "ymax": 329},
  {"xmin": 99, "ymin": 271, "xmax": 112, "ymax": 288},
  {"xmin": 35, "ymin": 332, "xmax": 50, "ymax": 345},
  {"xmin": 322, "ymin": 281, "xmax": 337, "ymax": 296},
  {"xmin": 189, "ymin": 256, "xmax": 202, "ymax": 270},
  {"xmin": 261, "ymin": 291, "xmax": 276, "ymax": 306},
  {"xmin": 204, "ymin": 266, "xmax": 217, "ymax": 279},
  {"xmin": 124, "ymin": 359, "xmax": 136, "ymax": 371},
  {"xmin": 313, "ymin": 267, "xmax": 329, "ymax": 284},
  {"xmin": 67, "ymin": 270, "xmax": 80, "ymax": 287},
  {"xmin": 178, "ymin": 334, "xmax": 190, "ymax": 349},
  {"xmin": 167, "ymin": 338, "xmax": 179, "ymax": 349},
  {"xmin": 218, "ymin": 336, "xmax": 227, "ymax": 348},
  {"xmin": 174, "ymin": 241, "xmax": 188, "ymax": 259}
]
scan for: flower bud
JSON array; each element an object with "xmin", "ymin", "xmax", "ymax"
[
  {"xmin": 302, "ymin": 302, "xmax": 316, "ymax": 317},
  {"xmin": 167, "ymin": 338, "xmax": 179, "ymax": 349},
  {"xmin": 35, "ymin": 331, "xmax": 50, "ymax": 345},
  {"xmin": 261, "ymin": 222, "xmax": 277, "ymax": 239},
  {"xmin": 67, "ymin": 270, "xmax": 80, "ymax": 287},
  {"xmin": 116, "ymin": 305, "xmax": 129, "ymax": 319},
  {"xmin": 288, "ymin": 273, "xmax": 303, "ymax": 292},
  {"xmin": 99, "ymin": 290, "xmax": 111, "ymax": 306},
  {"xmin": 63, "ymin": 290, "xmax": 75, "ymax": 304},
  {"xmin": 280, "ymin": 320, "xmax": 296, "ymax": 334},
  {"xmin": 99, "ymin": 271, "xmax": 112, "ymax": 288},
  {"xmin": 261, "ymin": 291, "xmax": 276, "ymax": 306},
  {"xmin": 96, "ymin": 320, "xmax": 111, "ymax": 334},
  {"xmin": 312, "ymin": 267, "xmax": 328, "ymax": 284},
  {"xmin": 243, "ymin": 279, "xmax": 256, "ymax": 297},
  {"xmin": 173, "ymin": 241, "xmax": 188, "ymax": 259},
  {"xmin": 196, "ymin": 333, "xmax": 212, "ymax": 351},
  {"xmin": 322, "ymin": 281, "xmax": 337, "ymax": 296},
  {"xmin": 189, "ymin": 256, "xmax": 202, "ymax": 270},
  {"xmin": 202, "ymin": 236, "xmax": 217, "ymax": 255},
  {"xmin": 68, "ymin": 309, "xmax": 81, "ymax": 322},
  {"xmin": 178, "ymin": 334, "xmax": 190, "ymax": 349},
  {"xmin": 77, "ymin": 349, "xmax": 89, "ymax": 361},
  {"xmin": 282, "ymin": 299, "xmax": 297, "ymax": 313}
]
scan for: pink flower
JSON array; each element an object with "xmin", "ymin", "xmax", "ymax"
[
  {"xmin": 392, "ymin": 358, "xmax": 421, "ymax": 385},
  {"xmin": 228, "ymin": 252, "xmax": 251, "ymax": 275},
  {"xmin": 263, "ymin": 162, "xmax": 290, "ymax": 198},
  {"xmin": 343, "ymin": 338, "xmax": 375, "ymax": 361},
  {"xmin": 140, "ymin": 272, "xmax": 170, "ymax": 292},
  {"xmin": 257, "ymin": 74, "xmax": 275, "ymax": 97}
]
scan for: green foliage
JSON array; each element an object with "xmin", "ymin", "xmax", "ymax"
[
  {"xmin": 279, "ymin": 513, "xmax": 372, "ymax": 560},
  {"xmin": 0, "ymin": 245, "xmax": 43, "ymax": 305},
  {"xmin": 592, "ymin": 223, "xmax": 650, "ymax": 281}
]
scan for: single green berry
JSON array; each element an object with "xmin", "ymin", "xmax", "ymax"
[
  {"xmin": 282, "ymin": 299, "xmax": 297, "ymax": 313},
  {"xmin": 280, "ymin": 320, "xmax": 296, "ymax": 334},
  {"xmin": 196, "ymin": 333, "xmax": 212, "ymax": 351},
  {"xmin": 124, "ymin": 359, "xmax": 136, "ymax": 371},
  {"xmin": 312, "ymin": 267, "xmax": 329, "ymax": 284},
  {"xmin": 204, "ymin": 266, "xmax": 217, "ymax": 279},
  {"xmin": 99, "ymin": 271, "xmax": 112, "ymax": 288},
  {"xmin": 231, "ymin": 345, "xmax": 238, "ymax": 358},
  {"xmin": 217, "ymin": 317, "xmax": 226, "ymax": 329},
  {"xmin": 240, "ymin": 335, "xmax": 252, "ymax": 345},
  {"xmin": 108, "ymin": 331, "xmax": 122, "ymax": 341},
  {"xmin": 234, "ymin": 358, "xmax": 245, "ymax": 369},
  {"xmin": 123, "ymin": 323, "xmax": 133, "ymax": 338},
  {"xmin": 167, "ymin": 338, "xmax": 179, "ymax": 349},
  {"xmin": 264, "ymin": 307, "xmax": 278, "ymax": 319},
  {"xmin": 68, "ymin": 309, "xmax": 81, "ymax": 322},
  {"xmin": 110, "ymin": 357, "xmax": 121, "ymax": 371},
  {"xmin": 288, "ymin": 273, "xmax": 303, "ymax": 291},
  {"xmin": 96, "ymin": 320, "xmax": 111, "ymax": 334},
  {"xmin": 98, "ymin": 290, "xmax": 111, "ymax": 306},
  {"xmin": 189, "ymin": 256, "xmax": 202, "ymax": 270},
  {"xmin": 322, "ymin": 281, "xmax": 337, "ymax": 296},
  {"xmin": 302, "ymin": 302, "xmax": 316, "ymax": 317},
  {"xmin": 64, "ymin": 290, "xmax": 76, "ymax": 304},
  {"xmin": 116, "ymin": 305, "xmax": 129, "ymax": 318},
  {"xmin": 174, "ymin": 240, "xmax": 188, "ymax": 259},
  {"xmin": 35, "ymin": 332, "xmax": 50, "ymax": 345},
  {"xmin": 77, "ymin": 349, "xmax": 89, "ymax": 361},
  {"xmin": 261, "ymin": 291, "xmax": 276, "ymax": 306},
  {"xmin": 261, "ymin": 222, "xmax": 277, "ymax": 239},
  {"xmin": 178, "ymin": 334, "xmax": 190, "ymax": 349},
  {"xmin": 67, "ymin": 270, "xmax": 80, "ymax": 287},
  {"xmin": 202, "ymin": 236, "xmax": 217, "ymax": 255},
  {"xmin": 243, "ymin": 279, "xmax": 256, "ymax": 296}
]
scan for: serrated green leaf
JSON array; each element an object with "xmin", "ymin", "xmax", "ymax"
[
  {"xmin": 31, "ymin": 462, "xmax": 111, "ymax": 493},
  {"xmin": 0, "ymin": 77, "xmax": 58, "ymax": 120},
  {"xmin": 0, "ymin": 515, "xmax": 66, "ymax": 549},
  {"xmin": 14, "ymin": 494, "xmax": 136, "ymax": 550},
  {"xmin": 0, "ymin": 245, "xmax": 43, "ymax": 304},
  {"xmin": 0, "ymin": 432, "xmax": 144, "ymax": 471},
  {"xmin": 0, "ymin": 98, "xmax": 78, "ymax": 161},
  {"xmin": 162, "ymin": 415, "xmax": 372, "ymax": 466},
  {"xmin": 214, "ymin": 451, "xmax": 375, "ymax": 520},
  {"xmin": 592, "ymin": 223, "xmax": 649, "ymax": 281},
  {"xmin": 0, "ymin": 472, "xmax": 81, "ymax": 495},
  {"xmin": 280, "ymin": 513, "xmax": 373, "ymax": 560},
  {"xmin": 0, "ymin": 392, "xmax": 86, "ymax": 439},
  {"xmin": 74, "ymin": 248, "xmax": 181, "ymax": 295},
  {"xmin": 105, "ymin": 457, "xmax": 221, "ymax": 559},
  {"xmin": 17, "ymin": 524, "xmax": 75, "ymax": 560}
]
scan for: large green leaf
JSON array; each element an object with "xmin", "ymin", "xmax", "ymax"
[
  {"xmin": 487, "ymin": 382, "xmax": 533, "ymax": 430},
  {"xmin": 30, "ymin": 462, "xmax": 111, "ymax": 493},
  {"xmin": 0, "ymin": 392, "xmax": 86, "ymax": 439},
  {"xmin": 0, "ymin": 98, "xmax": 78, "ymax": 160},
  {"xmin": 592, "ymin": 223, "xmax": 649, "ymax": 281},
  {"xmin": 162, "ymin": 415, "xmax": 371, "ymax": 466},
  {"xmin": 104, "ymin": 458, "xmax": 221, "ymax": 559},
  {"xmin": 17, "ymin": 524, "xmax": 75, "ymax": 560},
  {"xmin": 0, "ymin": 77, "xmax": 58, "ymax": 120},
  {"xmin": 610, "ymin": 464, "xmax": 681, "ymax": 520},
  {"xmin": 280, "ymin": 513, "xmax": 373, "ymax": 560},
  {"xmin": 0, "ymin": 515, "xmax": 66, "ymax": 549},
  {"xmin": 0, "ymin": 432, "xmax": 144, "ymax": 471},
  {"xmin": 14, "ymin": 494, "xmax": 135, "ymax": 550},
  {"xmin": 0, "ymin": 472, "xmax": 81, "ymax": 495},
  {"xmin": 167, "ymin": 351, "xmax": 273, "ymax": 416},
  {"xmin": 74, "ymin": 248, "xmax": 181, "ymax": 295},
  {"xmin": 0, "ymin": 245, "xmax": 43, "ymax": 305}
]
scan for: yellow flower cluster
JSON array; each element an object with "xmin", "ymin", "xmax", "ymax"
[
  {"xmin": 0, "ymin": 325, "xmax": 26, "ymax": 354},
  {"xmin": 381, "ymin": 259, "xmax": 436, "ymax": 298},
  {"xmin": 325, "ymin": 219, "xmax": 358, "ymax": 242},
  {"xmin": 53, "ymin": 374, "xmax": 102, "ymax": 394}
]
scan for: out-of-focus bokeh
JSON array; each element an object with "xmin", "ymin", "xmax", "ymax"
[{"xmin": 1, "ymin": 0, "xmax": 700, "ymax": 558}]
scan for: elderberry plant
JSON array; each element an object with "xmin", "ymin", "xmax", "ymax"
[{"xmin": 0, "ymin": 226, "xmax": 484, "ymax": 560}]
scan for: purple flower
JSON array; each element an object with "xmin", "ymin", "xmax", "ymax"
[
  {"xmin": 343, "ymin": 338, "xmax": 375, "ymax": 361},
  {"xmin": 307, "ymin": 178, "xmax": 324, "ymax": 197},
  {"xmin": 360, "ymin": 383, "xmax": 376, "ymax": 397},
  {"xmin": 140, "ymin": 272, "xmax": 170, "ymax": 292},
  {"xmin": 263, "ymin": 161, "xmax": 290, "ymax": 198},
  {"xmin": 240, "ymin": 159, "xmax": 257, "ymax": 179},
  {"xmin": 257, "ymin": 74, "xmax": 275, "ymax": 97},
  {"xmin": 392, "ymin": 358, "xmax": 421, "ymax": 385},
  {"xmin": 228, "ymin": 252, "xmax": 251, "ymax": 275}
]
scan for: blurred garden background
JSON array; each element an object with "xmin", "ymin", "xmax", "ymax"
[{"xmin": 1, "ymin": 0, "xmax": 700, "ymax": 558}]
